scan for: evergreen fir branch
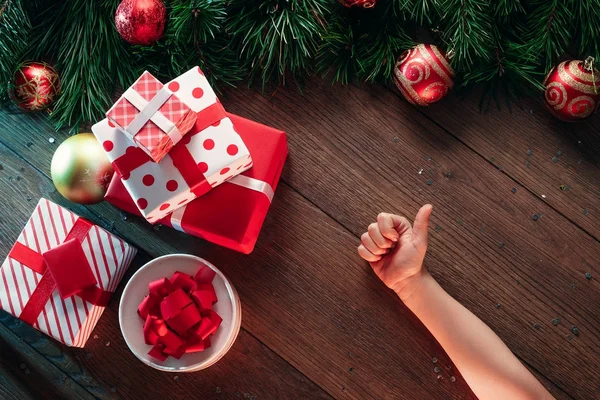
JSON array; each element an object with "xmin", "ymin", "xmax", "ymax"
[
  {"xmin": 493, "ymin": 0, "xmax": 524, "ymax": 19},
  {"xmin": 316, "ymin": 13, "xmax": 356, "ymax": 83},
  {"xmin": 439, "ymin": 0, "xmax": 495, "ymax": 71},
  {"xmin": 227, "ymin": 0, "xmax": 331, "ymax": 85},
  {"xmin": 133, "ymin": 0, "xmax": 241, "ymax": 88},
  {"xmin": 28, "ymin": 0, "xmax": 138, "ymax": 129},
  {"xmin": 518, "ymin": 0, "xmax": 573, "ymax": 70},
  {"xmin": 355, "ymin": 20, "xmax": 413, "ymax": 82},
  {"xmin": 0, "ymin": 0, "xmax": 31, "ymax": 102},
  {"xmin": 402, "ymin": 0, "xmax": 440, "ymax": 24},
  {"xmin": 574, "ymin": 0, "xmax": 600, "ymax": 63}
]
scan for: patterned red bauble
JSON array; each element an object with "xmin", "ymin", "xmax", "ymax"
[
  {"xmin": 543, "ymin": 58, "xmax": 600, "ymax": 121},
  {"xmin": 338, "ymin": 0, "xmax": 376, "ymax": 8},
  {"xmin": 115, "ymin": 0, "xmax": 166, "ymax": 45},
  {"xmin": 10, "ymin": 62, "xmax": 60, "ymax": 112},
  {"xmin": 393, "ymin": 44, "xmax": 455, "ymax": 106}
]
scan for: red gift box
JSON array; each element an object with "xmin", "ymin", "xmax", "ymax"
[
  {"xmin": 106, "ymin": 71, "xmax": 197, "ymax": 163},
  {"xmin": 0, "ymin": 199, "xmax": 137, "ymax": 347},
  {"xmin": 106, "ymin": 114, "xmax": 288, "ymax": 254}
]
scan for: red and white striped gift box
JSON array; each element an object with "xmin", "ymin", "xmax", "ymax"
[{"xmin": 0, "ymin": 198, "xmax": 137, "ymax": 347}]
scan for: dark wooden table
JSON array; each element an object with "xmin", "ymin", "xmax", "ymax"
[{"xmin": 0, "ymin": 78, "xmax": 598, "ymax": 400}]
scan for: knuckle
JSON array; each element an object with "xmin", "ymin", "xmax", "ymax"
[
  {"xmin": 361, "ymin": 232, "xmax": 370, "ymax": 242},
  {"xmin": 368, "ymin": 223, "xmax": 378, "ymax": 234}
]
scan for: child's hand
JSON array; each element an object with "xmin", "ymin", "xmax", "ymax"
[{"xmin": 357, "ymin": 205, "xmax": 433, "ymax": 300}]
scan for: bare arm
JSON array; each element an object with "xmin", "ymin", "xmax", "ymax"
[{"xmin": 358, "ymin": 205, "xmax": 553, "ymax": 400}]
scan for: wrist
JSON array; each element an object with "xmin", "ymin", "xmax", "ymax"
[{"xmin": 394, "ymin": 269, "xmax": 432, "ymax": 304}]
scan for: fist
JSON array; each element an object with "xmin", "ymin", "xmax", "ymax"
[{"xmin": 357, "ymin": 205, "xmax": 432, "ymax": 298}]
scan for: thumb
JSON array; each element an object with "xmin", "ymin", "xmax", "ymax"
[{"xmin": 412, "ymin": 204, "xmax": 433, "ymax": 248}]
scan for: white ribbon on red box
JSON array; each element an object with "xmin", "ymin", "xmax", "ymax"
[
  {"xmin": 169, "ymin": 175, "xmax": 274, "ymax": 233},
  {"xmin": 122, "ymin": 86, "xmax": 183, "ymax": 144}
]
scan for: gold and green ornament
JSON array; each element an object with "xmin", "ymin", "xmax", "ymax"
[
  {"xmin": 9, "ymin": 62, "xmax": 61, "ymax": 112},
  {"xmin": 51, "ymin": 133, "xmax": 114, "ymax": 205},
  {"xmin": 543, "ymin": 57, "xmax": 600, "ymax": 121}
]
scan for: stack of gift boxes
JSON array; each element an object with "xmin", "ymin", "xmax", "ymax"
[
  {"xmin": 94, "ymin": 67, "xmax": 288, "ymax": 254},
  {"xmin": 0, "ymin": 67, "xmax": 287, "ymax": 348}
]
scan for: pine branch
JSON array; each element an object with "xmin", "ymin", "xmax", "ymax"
[
  {"xmin": 133, "ymin": 0, "xmax": 242, "ymax": 88},
  {"xmin": 493, "ymin": 0, "xmax": 524, "ymax": 19},
  {"xmin": 28, "ymin": 0, "xmax": 138, "ymax": 129},
  {"xmin": 440, "ymin": 0, "xmax": 495, "ymax": 71},
  {"xmin": 0, "ymin": 0, "xmax": 31, "ymax": 102},
  {"xmin": 574, "ymin": 0, "xmax": 600, "ymax": 63},
  {"xmin": 518, "ymin": 0, "xmax": 573, "ymax": 70},
  {"xmin": 227, "ymin": 0, "xmax": 331, "ymax": 85},
  {"xmin": 316, "ymin": 12, "xmax": 355, "ymax": 83},
  {"xmin": 402, "ymin": 0, "xmax": 440, "ymax": 24}
]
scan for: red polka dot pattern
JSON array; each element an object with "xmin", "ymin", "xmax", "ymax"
[
  {"xmin": 159, "ymin": 203, "xmax": 170, "ymax": 211},
  {"xmin": 166, "ymin": 180, "xmax": 178, "ymax": 192},
  {"xmin": 197, "ymin": 67, "xmax": 204, "ymax": 75},
  {"xmin": 192, "ymin": 87, "xmax": 204, "ymax": 99},
  {"xmin": 203, "ymin": 139, "xmax": 215, "ymax": 150},
  {"xmin": 168, "ymin": 81, "xmax": 180, "ymax": 92},
  {"xmin": 220, "ymin": 167, "xmax": 230, "ymax": 175},
  {"xmin": 137, "ymin": 198, "xmax": 148, "ymax": 210},
  {"xmin": 178, "ymin": 198, "xmax": 189, "ymax": 205},
  {"xmin": 103, "ymin": 140, "xmax": 114, "ymax": 152},
  {"xmin": 107, "ymin": 120, "xmax": 115, "ymax": 128},
  {"xmin": 227, "ymin": 144, "xmax": 238, "ymax": 156},
  {"xmin": 142, "ymin": 174, "xmax": 155, "ymax": 186},
  {"xmin": 211, "ymin": 120, "xmax": 221, "ymax": 127},
  {"xmin": 198, "ymin": 162, "xmax": 208, "ymax": 173},
  {"xmin": 122, "ymin": 173, "xmax": 130, "ymax": 181}
]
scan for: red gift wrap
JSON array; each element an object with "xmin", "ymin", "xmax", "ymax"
[
  {"xmin": 0, "ymin": 199, "xmax": 137, "ymax": 347},
  {"xmin": 106, "ymin": 71, "xmax": 197, "ymax": 163},
  {"xmin": 106, "ymin": 114, "xmax": 288, "ymax": 254}
]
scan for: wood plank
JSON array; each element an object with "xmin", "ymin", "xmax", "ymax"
[
  {"xmin": 0, "ymin": 111, "xmax": 476, "ymax": 398},
  {"xmin": 218, "ymin": 80, "xmax": 600, "ymax": 400},
  {"xmin": 414, "ymin": 90, "xmax": 600, "ymax": 241},
  {"xmin": 0, "ymin": 316, "xmax": 93, "ymax": 400},
  {"xmin": 0, "ymin": 136, "xmax": 332, "ymax": 400}
]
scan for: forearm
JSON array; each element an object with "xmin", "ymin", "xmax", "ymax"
[{"xmin": 401, "ymin": 271, "xmax": 552, "ymax": 400}]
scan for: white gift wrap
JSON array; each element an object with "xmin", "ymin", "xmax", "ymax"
[{"xmin": 92, "ymin": 67, "xmax": 252, "ymax": 222}]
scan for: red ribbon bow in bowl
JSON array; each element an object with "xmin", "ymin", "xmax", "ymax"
[{"xmin": 137, "ymin": 265, "xmax": 223, "ymax": 361}]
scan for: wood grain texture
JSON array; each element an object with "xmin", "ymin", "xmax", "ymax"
[
  {"xmin": 415, "ymin": 90, "xmax": 600, "ymax": 240},
  {"xmin": 0, "ymin": 135, "xmax": 331, "ymax": 400},
  {"xmin": 0, "ymin": 317, "xmax": 93, "ymax": 400},
  {"xmin": 0, "ymin": 110, "xmax": 473, "ymax": 399},
  {"xmin": 218, "ymin": 79, "xmax": 599, "ymax": 400}
]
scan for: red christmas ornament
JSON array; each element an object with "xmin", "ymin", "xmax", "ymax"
[
  {"xmin": 543, "ymin": 57, "xmax": 600, "ymax": 121},
  {"xmin": 338, "ymin": 0, "xmax": 376, "ymax": 8},
  {"xmin": 393, "ymin": 44, "xmax": 455, "ymax": 106},
  {"xmin": 115, "ymin": 0, "xmax": 166, "ymax": 45},
  {"xmin": 10, "ymin": 62, "xmax": 60, "ymax": 112}
]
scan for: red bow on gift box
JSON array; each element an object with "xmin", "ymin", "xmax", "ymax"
[
  {"xmin": 138, "ymin": 266, "xmax": 223, "ymax": 361},
  {"xmin": 8, "ymin": 218, "xmax": 112, "ymax": 326}
]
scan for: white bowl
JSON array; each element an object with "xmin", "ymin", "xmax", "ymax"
[{"xmin": 119, "ymin": 254, "xmax": 242, "ymax": 372}]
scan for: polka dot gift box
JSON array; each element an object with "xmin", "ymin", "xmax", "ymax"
[
  {"xmin": 105, "ymin": 114, "xmax": 288, "ymax": 254},
  {"xmin": 0, "ymin": 198, "xmax": 137, "ymax": 347},
  {"xmin": 92, "ymin": 67, "xmax": 252, "ymax": 223}
]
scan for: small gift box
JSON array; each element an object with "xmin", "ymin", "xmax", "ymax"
[
  {"xmin": 94, "ymin": 67, "xmax": 252, "ymax": 223},
  {"xmin": 106, "ymin": 114, "xmax": 288, "ymax": 254},
  {"xmin": 0, "ymin": 198, "xmax": 137, "ymax": 347},
  {"xmin": 107, "ymin": 71, "xmax": 198, "ymax": 163}
]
